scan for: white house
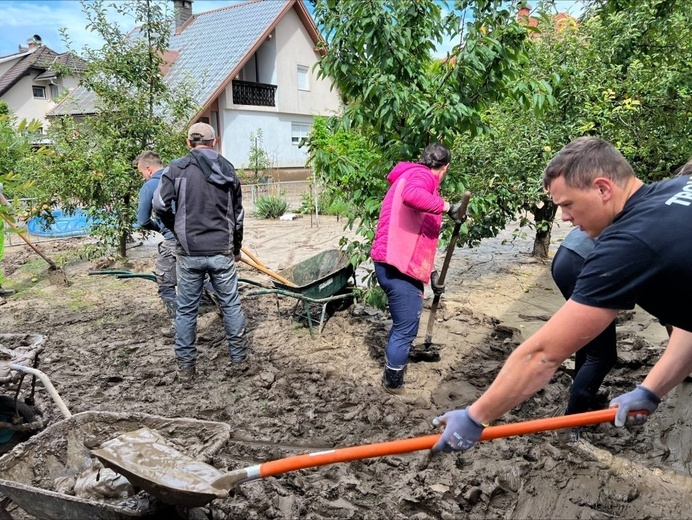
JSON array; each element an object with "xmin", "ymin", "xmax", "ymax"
[
  {"xmin": 0, "ymin": 35, "xmax": 86, "ymax": 133},
  {"xmin": 51, "ymin": 0, "xmax": 342, "ymax": 174}
]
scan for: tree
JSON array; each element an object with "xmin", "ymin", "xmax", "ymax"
[
  {"xmin": 309, "ymin": 0, "xmax": 549, "ymax": 269},
  {"xmin": 25, "ymin": 0, "xmax": 197, "ymax": 257},
  {"xmin": 453, "ymin": 0, "xmax": 691, "ymax": 257},
  {"xmin": 0, "ymin": 112, "xmax": 41, "ymax": 220}
]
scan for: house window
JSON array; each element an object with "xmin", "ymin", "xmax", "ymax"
[
  {"xmin": 297, "ymin": 65, "xmax": 309, "ymax": 91},
  {"xmin": 291, "ymin": 123, "xmax": 311, "ymax": 145},
  {"xmin": 49, "ymin": 84, "xmax": 60, "ymax": 100},
  {"xmin": 32, "ymin": 86, "xmax": 46, "ymax": 99}
]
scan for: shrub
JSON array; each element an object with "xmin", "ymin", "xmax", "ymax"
[{"xmin": 254, "ymin": 193, "xmax": 288, "ymax": 219}]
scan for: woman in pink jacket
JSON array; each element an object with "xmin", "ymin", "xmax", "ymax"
[{"xmin": 371, "ymin": 143, "xmax": 460, "ymax": 393}]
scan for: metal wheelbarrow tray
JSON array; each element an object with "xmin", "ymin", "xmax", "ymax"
[
  {"xmin": 247, "ymin": 249, "xmax": 356, "ymax": 334},
  {"xmin": 0, "ymin": 410, "xmax": 231, "ymax": 520}
]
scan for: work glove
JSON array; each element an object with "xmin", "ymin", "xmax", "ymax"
[
  {"xmin": 609, "ymin": 385, "xmax": 660, "ymax": 427},
  {"xmin": 430, "ymin": 270, "xmax": 445, "ymax": 296},
  {"xmin": 431, "ymin": 407, "xmax": 485, "ymax": 453},
  {"xmin": 446, "ymin": 202, "xmax": 464, "ymax": 224}
]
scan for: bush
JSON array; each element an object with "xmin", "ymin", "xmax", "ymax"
[
  {"xmin": 299, "ymin": 189, "xmax": 350, "ymax": 218},
  {"xmin": 254, "ymin": 193, "xmax": 288, "ymax": 219}
]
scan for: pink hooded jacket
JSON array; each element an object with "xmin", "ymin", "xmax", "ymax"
[{"xmin": 370, "ymin": 162, "xmax": 446, "ymax": 284}]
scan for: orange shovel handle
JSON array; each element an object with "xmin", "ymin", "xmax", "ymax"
[{"xmin": 258, "ymin": 408, "xmax": 623, "ymax": 479}]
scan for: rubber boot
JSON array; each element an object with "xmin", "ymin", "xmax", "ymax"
[
  {"xmin": 161, "ymin": 299, "xmax": 177, "ymax": 338},
  {"xmin": 382, "ymin": 363, "xmax": 406, "ymax": 395}
]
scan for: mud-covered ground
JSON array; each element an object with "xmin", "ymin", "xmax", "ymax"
[{"xmin": 0, "ymin": 215, "xmax": 691, "ymax": 519}]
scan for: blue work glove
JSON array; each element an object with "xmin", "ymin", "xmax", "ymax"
[
  {"xmin": 431, "ymin": 407, "xmax": 485, "ymax": 453},
  {"xmin": 609, "ymin": 385, "xmax": 660, "ymax": 427},
  {"xmin": 430, "ymin": 270, "xmax": 445, "ymax": 296}
]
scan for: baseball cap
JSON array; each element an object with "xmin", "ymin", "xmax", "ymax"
[{"xmin": 188, "ymin": 122, "xmax": 215, "ymax": 142}]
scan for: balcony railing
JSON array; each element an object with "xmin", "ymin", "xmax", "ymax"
[{"xmin": 232, "ymin": 80, "xmax": 277, "ymax": 107}]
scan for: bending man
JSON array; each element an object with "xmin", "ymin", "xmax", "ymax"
[{"xmin": 433, "ymin": 137, "xmax": 692, "ymax": 452}]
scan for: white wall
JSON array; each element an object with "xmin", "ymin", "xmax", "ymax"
[
  {"xmin": 221, "ymin": 109, "xmax": 314, "ymax": 169},
  {"xmin": 273, "ymin": 9, "xmax": 341, "ymax": 116},
  {"xmin": 1, "ymin": 71, "xmax": 80, "ymax": 129},
  {"xmin": 3, "ymin": 74, "xmax": 50, "ymax": 126},
  {"xmin": 217, "ymin": 5, "xmax": 342, "ymax": 169}
]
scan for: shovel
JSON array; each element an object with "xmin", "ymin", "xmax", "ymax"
[
  {"xmin": 410, "ymin": 191, "xmax": 471, "ymax": 362},
  {"xmin": 92, "ymin": 408, "xmax": 633, "ymax": 508},
  {"xmin": 239, "ymin": 253, "xmax": 297, "ymax": 287},
  {"xmin": 0, "ymin": 213, "xmax": 69, "ymax": 286}
]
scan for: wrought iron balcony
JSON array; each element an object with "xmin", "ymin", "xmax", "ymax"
[{"xmin": 232, "ymin": 80, "xmax": 276, "ymax": 107}]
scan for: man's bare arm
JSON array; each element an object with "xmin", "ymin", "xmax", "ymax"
[{"xmin": 469, "ymin": 300, "xmax": 619, "ymax": 424}]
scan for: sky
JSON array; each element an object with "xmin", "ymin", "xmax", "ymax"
[
  {"xmin": 0, "ymin": 0, "xmax": 585, "ymax": 58},
  {"xmin": 0, "ymin": 0, "xmax": 246, "ymax": 56}
]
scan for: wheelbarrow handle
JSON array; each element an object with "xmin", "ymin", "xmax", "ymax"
[{"xmin": 8, "ymin": 364, "xmax": 72, "ymax": 419}]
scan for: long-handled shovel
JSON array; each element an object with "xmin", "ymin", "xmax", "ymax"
[
  {"xmin": 92, "ymin": 408, "xmax": 638, "ymax": 508},
  {"xmin": 0, "ymin": 213, "xmax": 69, "ymax": 286},
  {"xmin": 411, "ymin": 191, "xmax": 471, "ymax": 361}
]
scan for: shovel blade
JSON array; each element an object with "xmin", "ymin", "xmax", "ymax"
[{"xmin": 409, "ymin": 341, "xmax": 442, "ymax": 363}]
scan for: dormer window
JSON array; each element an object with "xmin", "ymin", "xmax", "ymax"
[{"xmin": 32, "ymin": 86, "xmax": 46, "ymax": 99}]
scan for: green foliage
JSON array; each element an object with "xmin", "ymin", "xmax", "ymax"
[
  {"xmin": 254, "ymin": 192, "xmax": 289, "ymax": 219},
  {"xmin": 314, "ymin": 0, "xmax": 543, "ymax": 156},
  {"xmin": 298, "ymin": 186, "xmax": 350, "ymax": 217},
  {"xmin": 307, "ymin": 117, "xmax": 382, "ymax": 226},
  {"xmin": 0, "ymin": 114, "xmax": 40, "ymax": 220},
  {"xmin": 309, "ymin": 0, "xmax": 690, "ymax": 268},
  {"xmin": 451, "ymin": 0, "xmax": 691, "ymax": 257},
  {"xmin": 309, "ymin": 0, "xmax": 548, "ymax": 272},
  {"xmin": 22, "ymin": 0, "xmax": 197, "ymax": 258}
]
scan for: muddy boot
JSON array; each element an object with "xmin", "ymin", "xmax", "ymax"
[
  {"xmin": 382, "ymin": 363, "xmax": 406, "ymax": 395},
  {"xmin": 161, "ymin": 299, "xmax": 177, "ymax": 338},
  {"xmin": 161, "ymin": 322, "xmax": 175, "ymax": 339},
  {"xmin": 162, "ymin": 298, "xmax": 177, "ymax": 319},
  {"xmin": 177, "ymin": 366, "xmax": 196, "ymax": 389}
]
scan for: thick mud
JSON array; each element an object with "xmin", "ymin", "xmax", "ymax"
[{"xmin": 0, "ymin": 215, "xmax": 690, "ymax": 519}]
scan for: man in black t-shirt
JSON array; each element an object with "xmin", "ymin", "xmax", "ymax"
[{"xmin": 432, "ymin": 137, "xmax": 692, "ymax": 453}]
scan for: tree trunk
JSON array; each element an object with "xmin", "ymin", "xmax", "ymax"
[
  {"xmin": 532, "ymin": 200, "xmax": 557, "ymax": 259},
  {"xmin": 119, "ymin": 230, "xmax": 127, "ymax": 258}
]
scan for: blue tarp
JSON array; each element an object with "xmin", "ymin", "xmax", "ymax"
[{"xmin": 26, "ymin": 210, "xmax": 94, "ymax": 238}]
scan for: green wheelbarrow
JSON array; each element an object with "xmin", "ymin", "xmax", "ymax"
[{"xmin": 246, "ymin": 249, "xmax": 356, "ymax": 335}]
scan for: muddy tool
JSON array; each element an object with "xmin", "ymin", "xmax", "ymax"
[
  {"xmin": 91, "ymin": 408, "xmax": 640, "ymax": 508},
  {"xmin": 0, "ymin": 213, "xmax": 69, "ymax": 286},
  {"xmin": 410, "ymin": 191, "xmax": 471, "ymax": 362}
]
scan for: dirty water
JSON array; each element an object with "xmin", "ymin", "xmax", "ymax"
[{"xmin": 0, "ymin": 215, "xmax": 690, "ymax": 519}]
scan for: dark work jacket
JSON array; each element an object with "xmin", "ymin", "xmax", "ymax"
[{"xmin": 153, "ymin": 148, "xmax": 243, "ymax": 256}]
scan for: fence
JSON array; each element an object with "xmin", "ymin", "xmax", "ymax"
[
  {"xmin": 3, "ymin": 181, "xmax": 317, "ymax": 247},
  {"xmin": 242, "ymin": 180, "xmax": 317, "ymax": 214}
]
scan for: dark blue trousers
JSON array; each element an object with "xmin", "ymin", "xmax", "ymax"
[
  {"xmin": 374, "ymin": 262, "xmax": 424, "ymax": 369},
  {"xmin": 551, "ymin": 247, "xmax": 618, "ymax": 414}
]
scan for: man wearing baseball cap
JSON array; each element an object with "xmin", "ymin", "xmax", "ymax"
[{"xmin": 154, "ymin": 122, "xmax": 247, "ymax": 386}]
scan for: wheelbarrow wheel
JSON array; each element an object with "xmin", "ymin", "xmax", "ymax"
[{"xmin": 0, "ymin": 395, "xmax": 37, "ymax": 453}]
